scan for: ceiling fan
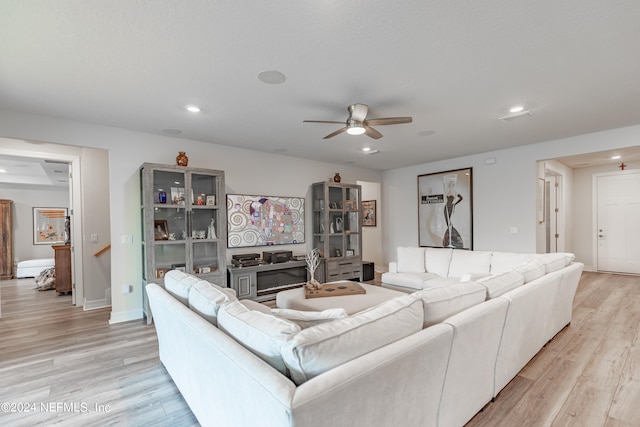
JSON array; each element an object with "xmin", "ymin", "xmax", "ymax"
[{"xmin": 303, "ymin": 103, "xmax": 412, "ymax": 139}]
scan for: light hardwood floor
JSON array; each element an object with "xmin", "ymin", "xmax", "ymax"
[{"xmin": 1, "ymin": 272, "xmax": 639, "ymax": 426}]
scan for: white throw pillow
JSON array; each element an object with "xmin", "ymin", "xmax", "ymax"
[
  {"xmin": 281, "ymin": 294, "xmax": 424, "ymax": 385},
  {"xmin": 218, "ymin": 301, "xmax": 301, "ymax": 375},
  {"xmin": 188, "ymin": 280, "xmax": 237, "ymax": 325},
  {"xmin": 164, "ymin": 269, "xmax": 200, "ymax": 305},
  {"xmin": 514, "ymin": 258, "xmax": 546, "ymax": 283},
  {"xmin": 397, "ymin": 247, "xmax": 426, "ymax": 273},
  {"xmin": 413, "ymin": 281, "xmax": 487, "ymax": 327},
  {"xmin": 425, "ymin": 247, "xmax": 453, "ymax": 277},
  {"xmin": 448, "ymin": 250, "xmax": 493, "ymax": 278},
  {"xmin": 477, "ymin": 271, "xmax": 525, "ymax": 298},
  {"xmin": 272, "ymin": 308, "xmax": 348, "ymax": 329}
]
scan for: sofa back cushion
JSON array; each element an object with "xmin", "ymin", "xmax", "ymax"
[
  {"xmin": 188, "ymin": 280, "xmax": 237, "ymax": 326},
  {"xmin": 490, "ymin": 252, "xmax": 538, "ymax": 275},
  {"xmin": 413, "ymin": 282, "xmax": 487, "ymax": 327},
  {"xmin": 425, "ymin": 247, "xmax": 453, "ymax": 277},
  {"xmin": 164, "ymin": 269, "xmax": 200, "ymax": 305},
  {"xmin": 281, "ymin": 294, "xmax": 424, "ymax": 385},
  {"xmin": 397, "ymin": 247, "xmax": 426, "ymax": 273},
  {"xmin": 477, "ymin": 270, "xmax": 525, "ymax": 298},
  {"xmin": 447, "ymin": 250, "xmax": 492, "ymax": 278},
  {"xmin": 514, "ymin": 258, "xmax": 546, "ymax": 283},
  {"xmin": 218, "ymin": 301, "xmax": 301, "ymax": 375},
  {"xmin": 539, "ymin": 252, "xmax": 575, "ymax": 274}
]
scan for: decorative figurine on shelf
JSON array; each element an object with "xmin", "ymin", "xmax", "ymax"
[
  {"xmin": 176, "ymin": 151, "xmax": 189, "ymax": 166},
  {"xmin": 207, "ymin": 217, "xmax": 217, "ymax": 239},
  {"xmin": 158, "ymin": 190, "xmax": 167, "ymax": 204},
  {"xmin": 305, "ymin": 248, "xmax": 322, "ymax": 290},
  {"xmin": 333, "ymin": 172, "xmax": 341, "ymax": 183},
  {"xmin": 63, "ymin": 216, "xmax": 71, "ymax": 245}
]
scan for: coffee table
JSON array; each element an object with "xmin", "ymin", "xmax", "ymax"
[{"xmin": 276, "ymin": 281, "xmax": 406, "ymax": 315}]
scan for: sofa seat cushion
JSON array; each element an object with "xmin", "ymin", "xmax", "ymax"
[
  {"xmin": 413, "ymin": 282, "xmax": 487, "ymax": 327},
  {"xmin": 448, "ymin": 250, "xmax": 493, "ymax": 278},
  {"xmin": 271, "ymin": 308, "xmax": 348, "ymax": 329},
  {"xmin": 381, "ymin": 271, "xmax": 441, "ymax": 290},
  {"xmin": 477, "ymin": 270, "xmax": 525, "ymax": 298},
  {"xmin": 490, "ymin": 252, "xmax": 538, "ymax": 275},
  {"xmin": 164, "ymin": 269, "xmax": 201, "ymax": 305},
  {"xmin": 188, "ymin": 280, "xmax": 237, "ymax": 326},
  {"xmin": 397, "ymin": 247, "xmax": 426, "ymax": 272},
  {"xmin": 281, "ymin": 294, "xmax": 424, "ymax": 385},
  {"xmin": 218, "ymin": 301, "xmax": 301, "ymax": 375}
]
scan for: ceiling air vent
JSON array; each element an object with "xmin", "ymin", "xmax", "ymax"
[{"xmin": 499, "ymin": 110, "xmax": 532, "ymax": 121}]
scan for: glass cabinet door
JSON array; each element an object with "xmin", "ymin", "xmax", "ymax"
[
  {"xmin": 148, "ymin": 169, "xmax": 189, "ymax": 279},
  {"xmin": 190, "ymin": 172, "xmax": 222, "ymax": 275}
]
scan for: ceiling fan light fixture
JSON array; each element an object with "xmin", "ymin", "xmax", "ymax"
[{"xmin": 346, "ymin": 120, "xmax": 365, "ymax": 135}]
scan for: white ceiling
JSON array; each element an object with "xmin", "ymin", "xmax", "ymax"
[
  {"xmin": 1, "ymin": 1, "xmax": 640, "ymax": 171},
  {"xmin": 0, "ymin": 155, "xmax": 69, "ymax": 187}
]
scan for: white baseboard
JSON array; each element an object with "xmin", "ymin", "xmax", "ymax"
[
  {"xmin": 83, "ymin": 298, "xmax": 111, "ymax": 311},
  {"xmin": 109, "ymin": 308, "xmax": 144, "ymax": 324}
]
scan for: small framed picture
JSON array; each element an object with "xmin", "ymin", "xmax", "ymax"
[
  {"xmin": 335, "ymin": 248, "xmax": 342, "ymax": 257},
  {"xmin": 206, "ymin": 195, "xmax": 216, "ymax": 206},
  {"xmin": 329, "ymin": 202, "xmax": 338, "ymax": 209},
  {"xmin": 346, "ymin": 249, "xmax": 355, "ymax": 256},
  {"xmin": 171, "ymin": 263, "xmax": 186, "ymax": 272},
  {"xmin": 154, "ymin": 220, "xmax": 169, "ymax": 240},
  {"xmin": 198, "ymin": 267, "xmax": 211, "ymax": 274},
  {"xmin": 156, "ymin": 268, "xmax": 168, "ymax": 279}
]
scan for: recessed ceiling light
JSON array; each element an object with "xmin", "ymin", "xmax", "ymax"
[
  {"xmin": 0, "ymin": 169, "xmax": 6, "ymax": 173},
  {"xmin": 510, "ymin": 106, "xmax": 524, "ymax": 113},
  {"xmin": 611, "ymin": 155, "xmax": 621, "ymax": 160},
  {"xmin": 362, "ymin": 147, "xmax": 371, "ymax": 152},
  {"xmin": 185, "ymin": 105, "xmax": 201, "ymax": 113},
  {"xmin": 258, "ymin": 70, "xmax": 286, "ymax": 84}
]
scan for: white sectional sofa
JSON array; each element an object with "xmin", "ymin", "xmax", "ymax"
[{"xmin": 148, "ymin": 248, "xmax": 583, "ymax": 427}]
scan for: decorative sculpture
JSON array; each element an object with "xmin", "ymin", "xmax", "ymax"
[{"xmin": 305, "ymin": 248, "xmax": 322, "ymax": 290}]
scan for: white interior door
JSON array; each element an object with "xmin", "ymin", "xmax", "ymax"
[{"xmin": 596, "ymin": 171, "xmax": 640, "ymax": 274}]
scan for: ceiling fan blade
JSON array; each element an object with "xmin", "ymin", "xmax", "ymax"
[
  {"xmin": 364, "ymin": 117, "xmax": 413, "ymax": 126},
  {"xmin": 323, "ymin": 127, "xmax": 348, "ymax": 139},
  {"xmin": 364, "ymin": 126, "xmax": 383, "ymax": 139},
  {"xmin": 303, "ymin": 120, "xmax": 346, "ymax": 124},
  {"xmin": 349, "ymin": 104, "xmax": 369, "ymax": 122}
]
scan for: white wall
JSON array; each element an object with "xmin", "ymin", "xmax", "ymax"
[
  {"xmin": 0, "ymin": 109, "xmax": 382, "ymax": 323},
  {"xmin": 0, "ymin": 185, "xmax": 68, "ymax": 263},
  {"xmin": 382, "ymin": 124, "xmax": 640, "ymax": 269}
]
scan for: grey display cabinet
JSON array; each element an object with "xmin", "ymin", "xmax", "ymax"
[
  {"xmin": 140, "ymin": 163, "xmax": 227, "ymax": 321},
  {"xmin": 311, "ymin": 181, "xmax": 362, "ymax": 282}
]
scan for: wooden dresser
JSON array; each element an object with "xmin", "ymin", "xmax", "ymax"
[
  {"xmin": 0, "ymin": 200, "xmax": 14, "ymax": 280},
  {"xmin": 52, "ymin": 244, "xmax": 72, "ymax": 294}
]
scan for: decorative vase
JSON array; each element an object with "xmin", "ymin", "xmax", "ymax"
[
  {"xmin": 176, "ymin": 151, "xmax": 189, "ymax": 166},
  {"xmin": 333, "ymin": 173, "xmax": 341, "ymax": 183},
  {"xmin": 158, "ymin": 191, "xmax": 167, "ymax": 204}
]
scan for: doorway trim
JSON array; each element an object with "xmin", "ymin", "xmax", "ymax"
[{"xmin": 0, "ymin": 146, "xmax": 83, "ymax": 305}]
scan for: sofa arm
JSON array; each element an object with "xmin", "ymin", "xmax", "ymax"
[{"xmin": 388, "ymin": 261, "xmax": 398, "ymax": 273}]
